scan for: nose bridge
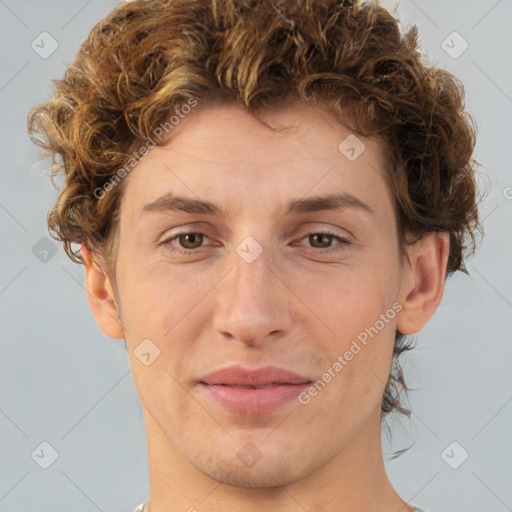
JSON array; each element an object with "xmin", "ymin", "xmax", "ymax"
[{"xmin": 213, "ymin": 241, "xmax": 290, "ymax": 343}]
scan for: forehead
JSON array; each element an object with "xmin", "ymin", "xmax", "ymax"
[{"xmin": 119, "ymin": 101, "xmax": 391, "ymax": 222}]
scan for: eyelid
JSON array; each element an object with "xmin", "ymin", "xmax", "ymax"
[
  {"xmin": 161, "ymin": 231, "xmax": 215, "ymax": 252},
  {"xmin": 291, "ymin": 230, "xmax": 352, "ymax": 253},
  {"xmin": 289, "ymin": 222, "xmax": 352, "ymax": 243}
]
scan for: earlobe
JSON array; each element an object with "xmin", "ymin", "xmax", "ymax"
[
  {"xmin": 396, "ymin": 232, "xmax": 450, "ymax": 335},
  {"xmin": 80, "ymin": 245, "xmax": 125, "ymax": 340}
]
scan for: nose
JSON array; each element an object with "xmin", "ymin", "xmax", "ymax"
[{"xmin": 213, "ymin": 242, "xmax": 293, "ymax": 346}]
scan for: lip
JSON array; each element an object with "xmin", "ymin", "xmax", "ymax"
[{"xmin": 199, "ymin": 365, "xmax": 311, "ymax": 415}]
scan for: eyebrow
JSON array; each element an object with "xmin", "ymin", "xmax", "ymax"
[{"xmin": 139, "ymin": 191, "xmax": 375, "ymax": 218}]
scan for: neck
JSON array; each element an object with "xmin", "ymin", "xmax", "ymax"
[{"xmin": 143, "ymin": 406, "xmax": 411, "ymax": 512}]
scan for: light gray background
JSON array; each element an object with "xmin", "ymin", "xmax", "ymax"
[{"xmin": 0, "ymin": 1, "xmax": 511, "ymax": 511}]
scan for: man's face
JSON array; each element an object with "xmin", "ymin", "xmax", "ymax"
[{"xmin": 111, "ymin": 101, "xmax": 406, "ymax": 487}]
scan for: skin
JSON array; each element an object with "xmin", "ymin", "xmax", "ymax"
[{"xmin": 81, "ymin": 101, "xmax": 449, "ymax": 512}]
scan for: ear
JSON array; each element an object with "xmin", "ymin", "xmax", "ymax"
[
  {"xmin": 80, "ymin": 245, "xmax": 125, "ymax": 340},
  {"xmin": 396, "ymin": 232, "xmax": 450, "ymax": 335}
]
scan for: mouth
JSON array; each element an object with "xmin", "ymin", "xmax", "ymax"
[
  {"xmin": 215, "ymin": 383, "xmax": 293, "ymax": 389},
  {"xmin": 199, "ymin": 365, "xmax": 312, "ymax": 415}
]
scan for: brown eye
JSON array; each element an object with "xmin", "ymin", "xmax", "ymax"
[
  {"xmin": 308, "ymin": 233, "xmax": 336, "ymax": 248},
  {"xmin": 295, "ymin": 231, "xmax": 352, "ymax": 255},
  {"xmin": 177, "ymin": 233, "xmax": 204, "ymax": 249},
  {"xmin": 162, "ymin": 232, "xmax": 210, "ymax": 254}
]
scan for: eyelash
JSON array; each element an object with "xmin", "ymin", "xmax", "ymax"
[{"xmin": 162, "ymin": 231, "xmax": 351, "ymax": 255}]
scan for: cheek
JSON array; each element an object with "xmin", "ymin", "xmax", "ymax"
[
  {"xmin": 293, "ymin": 261, "xmax": 397, "ymax": 342},
  {"xmin": 118, "ymin": 256, "xmax": 211, "ymax": 335},
  {"xmin": 119, "ymin": 263, "xmax": 207, "ymax": 415},
  {"xmin": 293, "ymin": 261, "xmax": 399, "ymax": 398}
]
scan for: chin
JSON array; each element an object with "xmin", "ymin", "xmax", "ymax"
[
  {"xmin": 184, "ymin": 439, "xmax": 313, "ymax": 488},
  {"xmin": 201, "ymin": 460, "xmax": 307, "ymax": 488}
]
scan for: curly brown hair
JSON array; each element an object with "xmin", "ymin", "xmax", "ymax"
[{"xmin": 27, "ymin": 0, "xmax": 481, "ymax": 420}]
